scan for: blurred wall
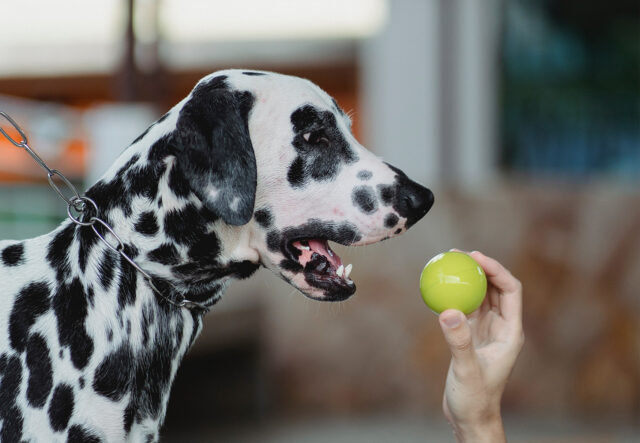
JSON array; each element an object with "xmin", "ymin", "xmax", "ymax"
[{"xmin": 361, "ymin": 0, "xmax": 502, "ymax": 188}]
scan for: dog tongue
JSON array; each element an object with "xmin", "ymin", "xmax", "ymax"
[{"xmin": 294, "ymin": 239, "xmax": 342, "ymax": 268}]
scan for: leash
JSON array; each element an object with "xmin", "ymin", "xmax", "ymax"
[{"xmin": 0, "ymin": 111, "xmax": 208, "ymax": 312}]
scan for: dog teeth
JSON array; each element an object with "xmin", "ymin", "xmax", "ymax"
[
  {"xmin": 300, "ymin": 245, "xmax": 310, "ymax": 251},
  {"xmin": 336, "ymin": 264, "xmax": 344, "ymax": 278},
  {"xmin": 344, "ymin": 264, "xmax": 352, "ymax": 279}
]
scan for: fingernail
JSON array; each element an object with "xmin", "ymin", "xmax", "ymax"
[{"xmin": 442, "ymin": 312, "xmax": 462, "ymax": 328}]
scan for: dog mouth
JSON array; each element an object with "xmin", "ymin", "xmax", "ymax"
[{"xmin": 285, "ymin": 238, "xmax": 356, "ymax": 301}]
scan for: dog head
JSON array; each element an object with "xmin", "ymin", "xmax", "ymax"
[{"xmin": 172, "ymin": 70, "xmax": 433, "ymax": 301}]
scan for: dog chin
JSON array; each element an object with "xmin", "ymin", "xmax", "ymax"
[{"xmin": 284, "ymin": 271, "xmax": 356, "ymax": 302}]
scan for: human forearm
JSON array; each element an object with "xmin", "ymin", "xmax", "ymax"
[{"xmin": 451, "ymin": 414, "xmax": 506, "ymax": 443}]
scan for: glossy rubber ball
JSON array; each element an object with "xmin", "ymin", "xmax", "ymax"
[{"xmin": 420, "ymin": 252, "xmax": 487, "ymax": 315}]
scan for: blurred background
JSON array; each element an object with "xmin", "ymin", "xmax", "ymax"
[{"xmin": 1, "ymin": 0, "xmax": 638, "ymax": 441}]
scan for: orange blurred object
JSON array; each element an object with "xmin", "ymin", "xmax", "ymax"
[{"xmin": 0, "ymin": 135, "xmax": 87, "ymax": 184}]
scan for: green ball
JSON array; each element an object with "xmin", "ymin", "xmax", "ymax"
[{"xmin": 419, "ymin": 252, "xmax": 487, "ymax": 315}]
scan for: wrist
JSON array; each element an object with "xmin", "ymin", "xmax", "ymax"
[{"xmin": 450, "ymin": 410, "xmax": 505, "ymax": 443}]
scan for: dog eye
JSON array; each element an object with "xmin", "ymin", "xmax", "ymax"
[{"xmin": 303, "ymin": 131, "xmax": 330, "ymax": 147}]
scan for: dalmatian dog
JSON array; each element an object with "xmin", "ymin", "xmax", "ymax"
[{"xmin": 0, "ymin": 70, "xmax": 433, "ymax": 442}]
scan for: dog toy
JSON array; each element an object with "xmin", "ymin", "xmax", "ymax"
[{"xmin": 419, "ymin": 251, "xmax": 487, "ymax": 314}]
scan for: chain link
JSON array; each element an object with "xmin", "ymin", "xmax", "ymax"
[{"xmin": 0, "ymin": 111, "xmax": 207, "ymax": 312}]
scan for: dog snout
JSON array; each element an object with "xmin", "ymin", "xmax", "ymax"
[{"xmin": 394, "ymin": 178, "xmax": 434, "ymax": 228}]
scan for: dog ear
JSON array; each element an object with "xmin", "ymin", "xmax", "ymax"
[{"xmin": 174, "ymin": 76, "xmax": 257, "ymax": 226}]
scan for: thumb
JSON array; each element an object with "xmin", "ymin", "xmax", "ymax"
[{"xmin": 439, "ymin": 309, "xmax": 477, "ymax": 373}]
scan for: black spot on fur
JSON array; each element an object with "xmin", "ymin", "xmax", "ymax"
[
  {"xmin": 266, "ymin": 231, "xmax": 281, "ymax": 252},
  {"xmin": 164, "ymin": 203, "xmax": 202, "ymax": 245},
  {"xmin": 117, "ymin": 253, "xmax": 138, "ymax": 308},
  {"xmin": 167, "ymin": 164, "xmax": 191, "ymax": 199},
  {"xmin": 131, "ymin": 126, "xmax": 153, "ymax": 146},
  {"xmin": 128, "ymin": 163, "xmax": 165, "ymax": 201},
  {"xmin": 98, "ymin": 250, "xmax": 117, "ymax": 291},
  {"xmin": 137, "ymin": 330, "xmax": 181, "ymax": 420},
  {"xmin": 352, "ymin": 186, "xmax": 378, "ymax": 214},
  {"xmin": 93, "ymin": 344, "xmax": 133, "ymax": 401},
  {"xmin": 148, "ymin": 243, "xmax": 180, "ymax": 265},
  {"xmin": 67, "ymin": 425, "xmax": 102, "ymax": 443},
  {"xmin": 53, "ymin": 278, "xmax": 94, "ymax": 370},
  {"xmin": 384, "ymin": 213, "xmax": 399, "ymax": 228},
  {"xmin": 114, "ymin": 307, "xmax": 186, "ymax": 427},
  {"xmin": 48, "ymin": 384, "xmax": 75, "ymax": 432},
  {"xmin": 0, "ymin": 355, "xmax": 23, "ymax": 443},
  {"xmin": 118, "ymin": 154, "xmax": 142, "ymax": 175},
  {"xmin": 123, "ymin": 243, "xmax": 139, "ymax": 259},
  {"xmin": 0, "ymin": 357, "xmax": 21, "ymax": 401},
  {"xmin": 9, "ymin": 281, "xmax": 50, "ymax": 352},
  {"xmin": 187, "ymin": 232, "xmax": 220, "ymax": 263},
  {"xmin": 287, "ymin": 105, "xmax": 357, "ymax": 188},
  {"xmin": 243, "ymin": 71, "xmax": 266, "ymax": 76},
  {"xmin": 280, "ymin": 258, "xmax": 303, "ymax": 272},
  {"xmin": 377, "ymin": 184, "xmax": 395, "ymax": 206},
  {"xmin": 79, "ymin": 377, "xmax": 85, "ymax": 389},
  {"xmin": 76, "ymin": 225, "xmax": 99, "ymax": 274},
  {"xmin": 171, "ymin": 259, "xmax": 259, "ymax": 289},
  {"xmin": 142, "ymin": 304, "xmax": 156, "ymax": 347},
  {"xmin": 85, "ymin": 155, "xmax": 141, "ymax": 217},
  {"xmin": 124, "ymin": 402, "xmax": 135, "ymax": 433},
  {"xmin": 86, "ymin": 285, "xmax": 96, "ymax": 309},
  {"xmin": 25, "ymin": 333, "xmax": 53, "ymax": 408},
  {"xmin": 287, "ymin": 156, "xmax": 306, "ymax": 187},
  {"xmin": 47, "ymin": 224, "xmax": 75, "ymax": 281},
  {"xmin": 2, "ymin": 243, "xmax": 24, "ymax": 266},
  {"xmin": 147, "ymin": 134, "xmax": 177, "ymax": 165},
  {"xmin": 135, "ymin": 211, "xmax": 159, "ymax": 236},
  {"xmin": 254, "ymin": 208, "xmax": 273, "ymax": 228},
  {"xmin": 0, "ymin": 407, "xmax": 23, "ymax": 443},
  {"xmin": 229, "ymin": 260, "xmax": 260, "ymax": 279},
  {"xmin": 86, "ymin": 177, "xmax": 130, "ymax": 217},
  {"xmin": 357, "ymin": 170, "xmax": 372, "ymax": 181}
]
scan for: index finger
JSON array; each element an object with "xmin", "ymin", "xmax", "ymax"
[{"xmin": 469, "ymin": 251, "xmax": 523, "ymax": 324}]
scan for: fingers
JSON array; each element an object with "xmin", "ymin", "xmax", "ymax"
[
  {"xmin": 469, "ymin": 251, "xmax": 521, "ymax": 294},
  {"xmin": 439, "ymin": 309, "xmax": 479, "ymax": 378},
  {"xmin": 469, "ymin": 251, "xmax": 523, "ymax": 335}
]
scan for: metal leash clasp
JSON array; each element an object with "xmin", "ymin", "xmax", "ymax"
[
  {"xmin": 1, "ymin": 111, "xmax": 207, "ymax": 312},
  {"xmin": 0, "ymin": 111, "xmax": 28, "ymax": 147}
]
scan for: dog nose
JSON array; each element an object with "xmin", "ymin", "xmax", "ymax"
[{"xmin": 394, "ymin": 179, "xmax": 434, "ymax": 228}]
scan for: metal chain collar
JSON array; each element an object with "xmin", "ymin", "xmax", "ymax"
[{"xmin": 0, "ymin": 111, "xmax": 207, "ymax": 311}]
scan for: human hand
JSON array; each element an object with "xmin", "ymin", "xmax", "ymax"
[{"xmin": 438, "ymin": 251, "xmax": 524, "ymax": 442}]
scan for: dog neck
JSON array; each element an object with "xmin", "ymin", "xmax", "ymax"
[
  {"xmin": 38, "ymin": 126, "xmax": 261, "ymax": 436},
  {"xmin": 82, "ymin": 128, "xmax": 261, "ymax": 307}
]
